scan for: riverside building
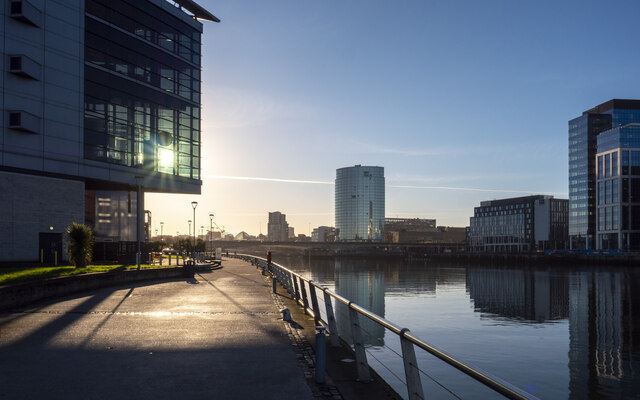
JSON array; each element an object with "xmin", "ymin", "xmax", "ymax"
[
  {"xmin": 468, "ymin": 195, "xmax": 568, "ymax": 253},
  {"xmin": 569, "ymin": 99, "xmax": 640, "ymax": 250},
  {"xmin": 267, "ymin": 211, "xmax": 289, "ymax": 242},
  {"xmin": 335, "ymin": 165, "xmax": 385, "ymax": 242},
  {"xmin": 0, "ymin": 0, "xmax": 218, "ymax": 261},
  {"xmin": 596, "ymin": 123, "xmax": 640, "ymax": 250}
]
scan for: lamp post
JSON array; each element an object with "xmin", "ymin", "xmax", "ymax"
[
  {"xmin": 160, "ymin": 222, "xmax": 164, "ymax": 242},
  {"xmin": 188, "ymin": 220, "xmax": 192, "ymax": 244},
  {"xmin": 191, "ymin": 201, "xmax": 198, "ymax": 259},
  {"xmin": 209, "ymin": 213, "xmax": 214, "ymax": 257},
  {"xmin": 135, "ymin": 175, "xmax": 144, "ymax": 270}
]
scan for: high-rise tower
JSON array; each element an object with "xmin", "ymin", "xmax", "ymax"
[
  {"xmin": 335, "ymin": 165, "xmax": 385, "ymax": 241},
  {"xmin": 569, "ymin": 99, "xmax": 640, "ymax": 250}
]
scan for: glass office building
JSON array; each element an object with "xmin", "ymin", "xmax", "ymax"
[
  {"xmin": 335, "ymin": 165, "xmax": 385, "ymax": 241},
  {"xmin": 84, "ymin": 0, "xmax": 211, "ymax": 180},
  {"xmin": 596, "ymin": 124, "xmax": 640, "ymax": 250},
  {"xmin": 569, "ymin": 99, "xmax": 640, "ymax": 250},
  {"xmin": 0, "ymin": 0, "xmax": 217, "ymax": 261}
]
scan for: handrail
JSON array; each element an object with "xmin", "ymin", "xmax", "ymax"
[{"xmin": 233, "ymin": 254, "xmax": 539, "ymax": 400}]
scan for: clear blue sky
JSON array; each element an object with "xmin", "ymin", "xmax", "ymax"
[{"xmin": 147, "ymin": 0, "xmax": 640, "ymax": 237}]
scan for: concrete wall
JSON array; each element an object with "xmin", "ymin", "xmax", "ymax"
[
  {"xmin": 0, "ymin": 267, "xmax": 191, "ymax": 311},
  {"xmin": 535, "ymin": 200, "xmax": 551, "ymax": 242},
  {"xmin": 0, "ymin": 170, "xmax": 84, "ymax": 261},
  {"xmin": 2, "ymin": 0, "xmax": 85, "ymax": 176}
]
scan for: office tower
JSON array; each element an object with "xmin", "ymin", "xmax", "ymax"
[
  {"xmin": 267, "ymin": 211, "xmax": 289, "ymax": 242},
  {"xmin": 596, "ymin": 122, "xmax": 640, "ymax": 250},
  {"xmin": 335, "ymin": 165, "xmax": 385, "ymax": 241},
  {"xmin": 1, "ymin": 0, "xmax": 218, "ymax": 261},
  {"xmin": 569, "ymin": 99, "xmax": 640, "ymax": 250}
]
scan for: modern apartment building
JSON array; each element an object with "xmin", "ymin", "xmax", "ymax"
[
  {"xmin": 267, "ymin": 211, "xmax": 289, "ymax": 242},
  {"xmin": 468, "ymin": 195, "xmax": 568, "ymax": 253},
  {"xmin": 335, "ymin": 165, "xmax": 385, "ymax": 242},
  {"xmin": 0, "ymin": 0, "xmax": 218, "ymax": 261},
  {"xmin": 569, "ymin": 99, "xmax": 640, "ymax": 250}
]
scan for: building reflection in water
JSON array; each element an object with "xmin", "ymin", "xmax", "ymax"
[
  {"xmin": 331, "ymin": 259, "xmax": 387, "ymax": 347},
  {"xmin": 466, "ymin": 267, "xmax": 639, "ymax": 398},
  {"xmin": 466, "ymin": 269, "xmax": 569, "ymax": 322},
  {"xmin": 288, "ymin": 255, "xmax": 639, "ymax": 399},
  {"xmin": 567, "ymin": 270, "xmax": 640, "ymax": 399}
]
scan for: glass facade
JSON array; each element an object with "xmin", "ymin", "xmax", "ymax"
[
  {"xmin": 335, "ymin": 166, "xmax": 385, "ymax": 241},
  {"xmin": 83, "ymin": 0, "xmax": 202, "ymax": 180},
  {"xmin": 596, "ymin": 125, "xmax": 640, "ymax": 250},
  {"xmin": 568, "ymin": 113, "xmax": 611, "ymax": 249}
]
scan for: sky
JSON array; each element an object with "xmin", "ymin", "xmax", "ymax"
[{"xmin": 147, "ymin": 0, "xmax": 640, "ymax": 238}]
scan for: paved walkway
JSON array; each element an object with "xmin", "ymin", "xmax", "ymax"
[{"xmin": 0, "ymin": 258, "xmax": 313, "ymax": 399}]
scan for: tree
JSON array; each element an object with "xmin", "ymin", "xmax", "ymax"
[
  {"xmin": 195, "ymin": 238, "xmax": 205, "ymax": 252},
  {"xmin": 66, "ymin": 223, "xmax": 95, "ymax": 268},
  {"xmin": 174, "ymin": 238, "xmax": 193, "ymax": 253},
  {"xmin": 149, "ymin": 240, "xmax": 166, "ymax": 252}
]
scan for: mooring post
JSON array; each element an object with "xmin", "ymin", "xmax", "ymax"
[{"xmin": 315, "ymin": 325, "xmax": 327, "ymax": 383}]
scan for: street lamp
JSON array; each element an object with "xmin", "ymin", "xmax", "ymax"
[
  {"xmin": 135, "ymin": 175, "xmax": 144, "ymax": 270},
  {"xmin": 160, "ymin": 221, "xmax": 164, "ymax": 242},
  {"xmin": 188, "ymin": 220, "xmax": 192, "ymax": 241},
  {"xmin": 191, "ymin": 201, "xmax": 198, "ymax": 258},
  {"xmin": 209, "ymin": 213, "xmax": 214, "ymax": 257}
]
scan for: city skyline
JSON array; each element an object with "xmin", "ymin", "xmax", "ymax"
[{"xmin": 146, "ymin": 0, "xmax": 640, "ymax": 237}]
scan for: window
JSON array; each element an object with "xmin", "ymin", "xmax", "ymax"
[
  {"xmin": 598, "ymin": 155, "xmax": 604, "ymax": 178},
  {"xmin": 598, "ymin": 181, "xmax": 604, "ymax": 205},
  {"xmin": 612, "ymin": 152, "xmax": 618, "ymax": 177}
]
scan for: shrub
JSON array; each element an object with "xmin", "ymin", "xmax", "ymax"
[{"xmin": 66, "ymin": 223, "xmax": 95, "ymax": 268}]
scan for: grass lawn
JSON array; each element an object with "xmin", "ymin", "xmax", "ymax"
[{"xmin": 0, "ymin": 264, "xmax": 173, "ymax": 286}]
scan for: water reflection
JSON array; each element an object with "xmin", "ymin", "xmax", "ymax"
[
  {"xmin": 568, "ymin": 271, "xmax": 640, "ymax": 399},
  {"xmin": 466, "ymin": 269, "xmax": 569, "ymax": 322},
  {"xmin": 283, "ymin": 256, "xmax": 640, "ymax": 399}
]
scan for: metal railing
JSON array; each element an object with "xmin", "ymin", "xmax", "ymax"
[{"xmin": 233, "ymin": 254, "xmax": 538, "ymax": 400}]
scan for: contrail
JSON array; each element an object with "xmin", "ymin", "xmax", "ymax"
[
  {"xmin": 204, "ymin": 175, "xmax": 567, "ymax": 196},
  {"xmin": 203, "ymin": 175, "xmax": 333, "ymax": 185},
  {"xmin": 389, "ymin": 184, "xmax": 567, "ymax": 196}
]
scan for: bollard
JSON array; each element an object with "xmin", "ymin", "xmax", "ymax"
[
  {"xmin": 281, "ymin": 308, "xmax": 292, "ymax": 322},
  {"xmin": 315, "ymin": 326, "xmax": 327, "ymax": 383},
  {"xmin": 54, "ymin": 251, "xmax": 57, "ymax": 266},
  {"xmin": 272, "ymin": 275, "xmax": 277, "ymax": 293},
  {"xmin": 169, "ymin": 254, "xmax": 172, "ymax": 265}
]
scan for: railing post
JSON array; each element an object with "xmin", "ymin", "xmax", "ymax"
[
  {"xmin": 400, "ymin": 328, "xmax": 424, "ymax": 400},
  {"xmin": 348, "ymin": 304, "xmax": 371, "ymax": 381},
  {"xmin": 292, "ymin": 273, "xmax": 301, "ymax": 302},
  {"xmin": 323, "ymin": 290, "xmax": 340, "ymax": 347},
  {"xmin": 309, "ymin": 282, "xmax": 321, "ymax": 324},
  {"xmin": 300, "ymin": 279, "xmax": 310, "ymax": 314}
]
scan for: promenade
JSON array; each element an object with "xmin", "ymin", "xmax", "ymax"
[{"xmin": 0, "ymin": 258, "xmax": 313, "ymax": 399}]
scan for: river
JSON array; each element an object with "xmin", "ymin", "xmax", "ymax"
[{"xmin": 274, "ymin": 256, "xmax": 640, "ymax": 399}]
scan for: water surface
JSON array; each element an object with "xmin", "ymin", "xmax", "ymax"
[{"xmin": 278, "ymin": 257, "xmax": 640, "ymax": 399}]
